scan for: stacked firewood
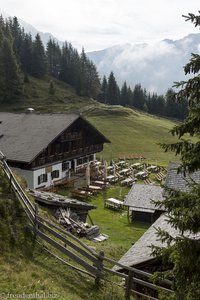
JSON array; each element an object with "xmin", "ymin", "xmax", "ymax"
[{"xmin": 55, "ymin": 208, "xmax": 100, "ymax": 240}]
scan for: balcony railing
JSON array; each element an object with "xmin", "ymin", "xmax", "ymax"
[
  {"xmin": 60, "ymin": 131, "xmax": 82, "ymax": 141},
  {"xmin": 33, "ymin": 144, "xmax": 103, "ymax": 167}
]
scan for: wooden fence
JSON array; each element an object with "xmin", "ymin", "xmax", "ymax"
[{"xmin": 0, "ymin": 151, "xmax": 174, "ymax": 299}]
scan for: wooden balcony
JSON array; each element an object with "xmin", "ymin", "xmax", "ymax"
[
  {"xmin": 60, "ymin": 131, "xmax": 82, "ymax": 141},
  {"xmin": 33, "ymin": 144, "xmax": 103, "ymax": 167}
]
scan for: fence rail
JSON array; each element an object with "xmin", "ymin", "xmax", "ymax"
[{"xmin": 0, "ymin": 151, "xmax": 174, "ymax": 299}]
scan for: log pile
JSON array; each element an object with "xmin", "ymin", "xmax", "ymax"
[{"xmin": 55, "ymin": 208, "xmax": 101, "ymax": 240}]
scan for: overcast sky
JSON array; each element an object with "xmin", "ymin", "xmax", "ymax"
[{"xmin": 0, "ymin": 0, "xmax": 200, "ymax": 51}]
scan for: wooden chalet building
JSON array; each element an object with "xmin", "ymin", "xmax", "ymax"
[{"xmin": 0, "ymin": 112, "xmax": 109, "ymax": 189}]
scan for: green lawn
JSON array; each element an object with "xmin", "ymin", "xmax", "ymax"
[
  {"xmin": 86, "ymin": 105, "xmax": 178, "ymax": 166},
  {"xmin": 57, "ymin": 184, "xmax": 149, "ymax": 259},
  {"xmin": 0, "ymin": 170, "xmax": 141, "ymax": 300},
  {"xmin": 0, "ymin": 76, "xmax": 182, "ymax": 299},
  {"xmin": 0, "ymin": 75, "xmax": 180, "ymax": 167}
]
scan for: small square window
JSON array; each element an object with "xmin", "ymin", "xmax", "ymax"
[
  {"xmin": 51, "ymin": 170, "xmax": 59, "ymax": 179},
  {"xmin": 62, "ymin": 161, "xmax": 70, "ymax": 171},
  {"xmin": 38, "ymin": 174, "xmax": 47, "ymax": 185},
  {"xmin": 77, "ymin": 158, "xmax": 82, "ymax": 166}
]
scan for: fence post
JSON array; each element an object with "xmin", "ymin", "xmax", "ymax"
[
  {"xmin": 9, "ymin": 173, "xmax": 13, "ymax": 189},
  {"xmin": 125, "ymin": 270, "xmax": 134, "ymax": 300},
  {"xmin": 95, "ymin": 250, "xmax": 104, "ymax": 286},
  {"xmin": 34, "ymin": 203, "xmax": 39, "ymax": 239}
]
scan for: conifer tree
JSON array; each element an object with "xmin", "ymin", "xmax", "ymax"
[
  {"xmin": 46, "ymin": 39, "xmax": 61, "ymax": 78},
  {"xmin": 153, "ymin": 12, "xmax": 200, "ymax": 299},
  {"xmin": 0, "ymin": 22, "xmax": 22, "ymax": 102},
  {"xmin": 31, "ymin": 33, "xmax": 46, "ymax": 78},
  {"xmin": 132, "ymin": 84, "xmax": 146, "ymax": 110},
  {"xmin": 21, "ymin": 33, "xmax": 33, "ymax": 74},
  {"xmin": 120, "ymin": 81, "xmax": 130, "ymax": 105},
  {"xmin": 98, "ymin": 76, "xmax": 108, "ymax": 103},
  {"xmin": 8, "ymin": 16, "xmax": 24, "ymax": 63},
  {"xmin": 107, "ymin": 71, "xmax": 119, "ymax": 104}
]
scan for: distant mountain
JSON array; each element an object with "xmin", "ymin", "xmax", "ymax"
[
  {"xmin": 0, "ymin": 9, "xmax": 64, "ymax": 48},
  {"xmin": 87, "ymin": 34, "xmax": 200, "ymax": 93}
]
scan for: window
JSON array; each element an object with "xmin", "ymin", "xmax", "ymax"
[
  {"xmin": 83, "ymin": 156, "xmax": 88, "ymax": 164},
  {"xmin": 62, "ymin": 161, "xmax": 70, "ymax": 171},
  {"xmin": 89, "ymin": 155, "xmax": 94, "ymax": 162},
  {"xmin": 38, "ymin": 174, "xmax": 47, "ymax": 185},
  {"xmin": 77, "ymin": 158, "xmax": 83, "ymax": 166},
  {"xmin": 51, "ymin": 170, "xmax": 59, "ymax": 179}
]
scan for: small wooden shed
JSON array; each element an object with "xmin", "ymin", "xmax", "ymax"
[{"xmin": 124, "ymin": 184, "xmax": 165, "ymax": 223}]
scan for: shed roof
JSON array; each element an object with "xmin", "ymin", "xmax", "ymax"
[
  {"xmin": 113, "ymin": 214, "xmax": 200, "ymax": 271},
  {"xmin": 165, "ymin": 162, "xmax": 200, "ymax": 192},
  {"xmin": 30, "ymin": 190, "xmax": 96, "ymax": 210},
  {"xmin": 124, "ymin": 184, "xmax": 164, "ymax": 212},
  {"xmin": 0, "ymin": 112, "xmax": 109, "ymax": 163}
]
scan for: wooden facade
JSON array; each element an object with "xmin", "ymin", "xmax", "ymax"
[
  {"xmin": 9, "ymin": 117, "xmax": 107, "ymax": 171},
  {"xmin": 131, "ymin": 209, "xmax": 164, "ymax": 223},
  {"xmin": 0, "ymin": 113, "xmax": 109, "ymax": 189}
]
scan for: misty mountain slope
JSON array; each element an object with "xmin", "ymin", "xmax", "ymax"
[
  {"xmin": 87, "ymin": 33, "xmax": 200, "ymax": 93},
  {"xmin": 0, "ymin": 9, "xmax": 64, "ymax": 47}
]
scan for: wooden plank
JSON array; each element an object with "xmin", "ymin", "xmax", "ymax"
[
  {"xmin": 30, "ymin": 226, "xmax": 98, "ymax": 276},
  {"xmin": 36, "ymin": 219, "xmax": 97, "ymax": 263},
  {"xmin": 36, "ymin": 240, "xmax": 96, "ymax": 279},
  {"xmin": 11, "ymin": 175, "xmax": 35, "ymax": 211},
  {"xmin": 13, "ymin": 187, "xmax": 35, "ymax": 221},
  {"xmin": 102, "ymin": 255, "xmax": 172, "ymax": 287},
  {"xmin": 3, "ymin": 162, "xmax": 35, "ymax": 213},
  {"xmin": 37, "ymin": 215, "xmax": 98, "ymax": 256},
  {"xmin": 125, "ymin": 270, "xmax": 134, "ymax": 299},
  {"xmin": 132, "ymin": 277, "xmax": 174, "ymax": 294},
  {"xmin": 130, "ymin": 289, "xmax": 159, "ymax": 300},
  {"xmin": 103, "ymin": 266, "xmax": 128, "ymax": 278},
  {"xmin": 94, "ymin": 251, "xmax": 104, "ymax": 285}
]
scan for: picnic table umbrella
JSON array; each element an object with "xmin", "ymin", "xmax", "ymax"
[
  {"xmin": 113, "ymin": 164, "xmax": 116, "ymax": 176},
  {"xmin": 104, "ymin": 161, "xmax": 108, "ymax": 180},
  {"xmin": 86, "ymin": 163, "xmax": 90, "ymax": 186}
]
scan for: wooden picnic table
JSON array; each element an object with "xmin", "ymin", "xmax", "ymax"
[
  {"xmin": 146, "ymin": 165, "xmax": 159, "ymax": 172},
  {"xmin": 106, "ymin": 175, "xmax": 118, "ymax": 183},
  {"xmin": 120, "ymin": 178, "xmax": 134, "ymax": 186},
  {"xmin": 131, "ymin": 163, "xmax": 141, "ymax": 168},
  {"xmin": 93, "ymin": 180, "xmax": 109, "ymax": 188},
  {"xmin": 88, "ymin": 185, "xmax": 102, "ymax": 191},
  {"xmin": 105, "ymin": 198, "xmax": 124, "ymax": 209},
  {"xmin": 119, "ymin": 168, "xmax": 132, "ymax": 175},
  {"xmin": 107, "ymin": 166, "xmax": 114, "ymax": 170},
  {"xmin": 135, "ymin": 171, "xmax": 148, "ymax": 179}
]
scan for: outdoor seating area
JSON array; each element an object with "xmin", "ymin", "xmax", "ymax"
[{"xmin": 68, "ymin": 159, "xmax": 167, "ymax": 200}]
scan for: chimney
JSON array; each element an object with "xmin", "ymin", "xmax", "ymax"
[{"xmin": 26, "ymin": 108, "xmax": 35, "ymax": 114}]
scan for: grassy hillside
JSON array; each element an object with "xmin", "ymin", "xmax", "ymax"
[
  {"xmin": 1, "ymin": 75, "xmax": 96, "ymax": 113},
  {"xmin": 0, "ymin": 76, "xmax": 180, "ymax": 298},
  {"xmin": 85, "ymin": 105, "xmax": 178, "ymax": 165},
  {"xmin": 0, "ymin": 167, "xmax": 127, "ymax": 300},
  {"xmin": 0, "ymin": 76, "xmax": 178, "ymax": 166}
]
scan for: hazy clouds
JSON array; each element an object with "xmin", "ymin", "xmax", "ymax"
[
  {"xmin": 87, "ymin": 33, "xmax": 200, "ymax": 93},
  {"xmin": 0, "ymin": 0, "xmax": 200, "ymax": 51}
]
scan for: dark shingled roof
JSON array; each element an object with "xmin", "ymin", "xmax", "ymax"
[
  {"xmin": 165, "ymin": 162, "xmax": 200, "ymax": 192},
  {"xmin": 0, "ymin": 112, "xmax": 79, "ymax": 163},
  {"xmin": 124, "ymin": 184, "xmax": 164, "ymax": 213},
  {"xmin": 0, "ymin": 112, "xmax": 109, "ymax": 164},
  {"xmin": 113, "ymin": 214, "xmax": 200, "ymax": 271}
]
